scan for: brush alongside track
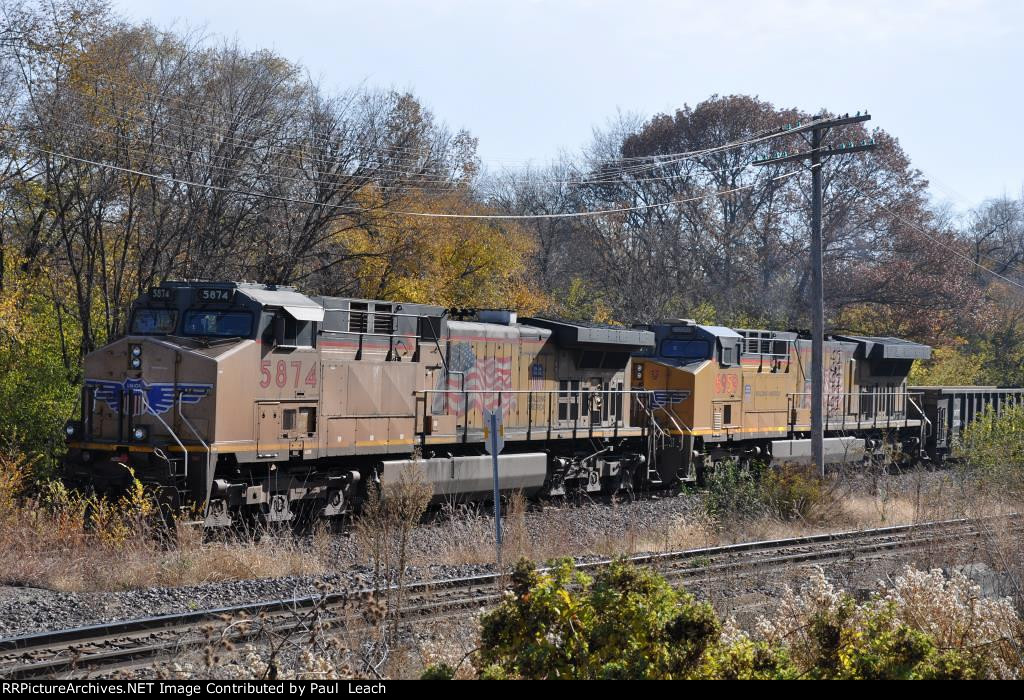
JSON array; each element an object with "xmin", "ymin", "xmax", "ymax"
[{"xmin": 1, "ymin": 514, "xmax": 1016, "ymax": 679}]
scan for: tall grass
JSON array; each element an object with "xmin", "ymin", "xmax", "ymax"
[{"xmin": 0, "ymin": 439, "xmax": 330, "ymax": 591}]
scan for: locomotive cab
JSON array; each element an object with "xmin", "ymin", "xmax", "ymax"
[
  {"xmin": 631, "ymin": 320, "xmax": 742, "ymax": 435},
  {"xmin": 64, "ymin": 282, "xmax": 323, "ymax": 509}
]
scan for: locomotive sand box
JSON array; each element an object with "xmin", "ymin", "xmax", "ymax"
[{"xmin": 61, "ymin": 281, "xmax": 1022, "ymax": 527}]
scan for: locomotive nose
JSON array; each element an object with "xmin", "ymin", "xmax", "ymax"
[
  {"xmin": 67, "ymin": 334, "xmax": 220, "ymax": 493},
  {"xmin": 78, "ymin": 336, "xmax": 216, "ymax": 446}
]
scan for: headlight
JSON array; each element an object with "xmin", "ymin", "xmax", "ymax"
[
  {"xmin": 130, "ymin": 356, "xmax": 142, "ymax": 369},
  {"xmin": 132, "ymin": 426, "xmax": 148, "ymax": 441},
  {"xmin": 130, "ymin": 344, "xmax": 142, "ymax": 357},
  {"xmin": 64, "ymin": 421, "xmax": 81, "ymax": 439}
]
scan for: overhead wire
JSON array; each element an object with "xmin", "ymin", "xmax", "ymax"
[
  {"xmin": 867, "ymin": 149, "xmax": 1024, "ymax": 285},
  {"xmin": 851, "ymin": 182, "xmax": 1024, "ymax": 293},
  {"xmin": 40, "ymin": 119, "xmax": 797, "ymax": 197},
  {"xmin": 31, "ymin": 145, "xmax": 804, "ymax": 220},
  {"xmin": 63, "ymin": 74, "xmax": 826, "ymax": 170},
  {"xmin": 51, "ymin": 88, "xmax": 822, "ymax": 187}
]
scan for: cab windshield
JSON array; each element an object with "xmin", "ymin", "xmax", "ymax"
[
  {"xmin": 130, "ymin": 309, "xmax": 177, "ymax": 335},
  {"xmin": 661, "ymin": 338, "xmax": 711, "ymax": 362},
  {"xmin": 183, "ymin": 310, "xmax": 252, "ymax": 337}
]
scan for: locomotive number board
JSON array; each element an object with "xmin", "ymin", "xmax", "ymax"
[
  {"xmin": 149, "ymin": 287, "xmax": 175, "ymax": 302},
  {"xmin": 195, "ymin": 288, "xmax": 235, "ymax": 303}
]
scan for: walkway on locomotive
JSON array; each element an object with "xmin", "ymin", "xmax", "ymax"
[
  {"xmin": 632, "ymin": 319, "xmax": 933, "ymax": 441},
  {"xmin": 315, "ymin": 305, "xmax": 658, "ymax": 453}
]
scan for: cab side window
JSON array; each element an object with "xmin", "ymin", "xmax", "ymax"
[
  {"xmin": 284, "ymin": 316, "xmax": 314, "ymax": 347},
  {"xmin": 267, "ymin": 312, "xmax": 315, "ymax": 347}
]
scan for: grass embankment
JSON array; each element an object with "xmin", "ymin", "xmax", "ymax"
[{"xmin": 2, "ymin": 414, "xmax": 1022, "ymax": 593}]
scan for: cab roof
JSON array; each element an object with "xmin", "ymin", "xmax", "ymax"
[{"xmin": 235, "ymin": 287, "xmax": 324, "ymax": 322}]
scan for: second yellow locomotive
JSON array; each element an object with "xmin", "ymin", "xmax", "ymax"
[{"xmin": 631, "ymin": 319, "xmax": 932, "ymax": 481}]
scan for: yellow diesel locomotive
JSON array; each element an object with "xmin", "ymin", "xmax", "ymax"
[{"xmin": 631, "ymin": 319, "xmax": 933, "ymax": 482}]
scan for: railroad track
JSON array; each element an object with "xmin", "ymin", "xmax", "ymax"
[{"xmin": 1, "ymin": 514, "xmax": 1017, "ymax": 679}]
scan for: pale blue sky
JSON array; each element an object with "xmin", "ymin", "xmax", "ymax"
[{"xmin": 112, "ymin": 0, "xmax": 1024, "ymax": 210}]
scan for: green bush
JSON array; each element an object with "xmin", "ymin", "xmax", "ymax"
[
  {"xmin": 760, "ymin": 566, "xmax": 1009, "ymax": 679},
  {"xmin": 476, "ymin": 560, "xmax": 1010, "ymax": 680},
  {"xmin": 761, "ymin": 462, "xmax": 835, "ymax": 522},
  {"xmin": 701, "ymin": 460, "xmax": 766, "ymax": 520},
  {"xmin": 957, "ymin": 403, "xmax": 1024, "ymax": 499},
  {"xmin": 420, "ymin": 663, "xmax": 457, "ymax": 680},
  {"xmin": 478, "ymin": 558, "xmax": 793, "ymax": 680},
  {"xmin": 703, "ymin": 460, "xmax": 834, "ymax": 523}
]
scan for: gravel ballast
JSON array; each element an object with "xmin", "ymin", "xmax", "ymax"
[
  {"xmin": 0, "ymin": 492, "xmax": 702, "ymax": 639},
  {"xmin": 0, "ymin": 471, "xmax": 965, "ymax": 640}
]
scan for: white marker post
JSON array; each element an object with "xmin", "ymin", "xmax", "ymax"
[{"xmin": 483, "ymin": 408, "xmax": 504, "ymax": 570}]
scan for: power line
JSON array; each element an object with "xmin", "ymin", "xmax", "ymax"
[
  {"xmin": 871, "ymin": 149, "xmax": 1024, "ymax": 280},
  {"xmin": 53, "ymin": 104, "xmax": 698, "ymax": 190},
  {"xmin": 34, "ymin": 121, "xmax": 796, "ymax": 198},
  {"xmin": 852, "ymin": 183, "xmax": 1024, "ymax": 293},
  {"xmin": 48, "ymin": 89, "xmax": 825, "ymax": 186},
  {"xmin": 32, "ymin": 145, "xmax": 801, "ymax": 220},
  {"xmin": 57, "ymin": 75, "xmax": 829, "ymax": 170}
]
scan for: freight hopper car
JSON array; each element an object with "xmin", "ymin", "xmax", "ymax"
[
  {"xmin": 62, "ymin": 282, "xmax": 659, "ymax": 526},
  {"xmin": 910, "ymin": 385, "xmax": 1024, "ymax": 464},
  {"xmin": 631, "ymin": 320, "xmax": 934, "ymax": 481}
]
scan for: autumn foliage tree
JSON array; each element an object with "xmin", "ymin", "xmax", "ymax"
[
  {"xmin": 496, "ymin": 96, "xmax": 993, "ymax": 342},
  {"xmin": 333, "ymin": 188, "xmax": 546, "ymax": 312},
  {"xmin": 1, "ymin": 0, "xmax": 1023, "ymax": 471}
]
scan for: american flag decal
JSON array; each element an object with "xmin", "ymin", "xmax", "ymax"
[
  {"xmin": 433, "ymin": 342, "xmax": 516, "ymax": 417},
  {"xmin": 529, "ymin": 362, "xmax": 545, "ymax": 391}
]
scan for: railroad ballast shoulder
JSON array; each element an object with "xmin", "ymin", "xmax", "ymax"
[{"xmin": 64, "ymin": 281, "xmax": 1001, "ymax": 527}]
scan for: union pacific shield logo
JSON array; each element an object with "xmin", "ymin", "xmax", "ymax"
[
  {"xmin": 87, "ymin": 378, "xmax": 212, "ymax": 416},
  {"xmin": 651, "ymin": 390, "xmax": 690, "ymax": 408}
]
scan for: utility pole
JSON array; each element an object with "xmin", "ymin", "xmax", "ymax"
[
  {"xmin": 753, "ymin": 113, "xmax": 876, "ymax": 476},
  {"xmin": 810, "ymin": 126, "xmax": 824, "ymax": 478},
  {"xmin": 484, "ymin": 409, "xmax": 505, "ymax": 571}
]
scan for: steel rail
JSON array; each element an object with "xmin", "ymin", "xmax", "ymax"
[{"xmin": 1, "ymin": 514, "xmax": 1017, "ymax": 679}]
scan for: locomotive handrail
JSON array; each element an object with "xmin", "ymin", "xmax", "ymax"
[
  {"xmin": 906, "ymin": 395, "xmax": 931, "ymax": 438},
  {"xmin": 658, "ymin": 403, "xmax": 692, "ymax": 434},
  {"xmin": 137, "ymin": 391, "xmax": 189, "ymax": 482},
  {"xmin": 177, "ymin": 395, "xmax": 211, "ymax": 473},
  {"xmin": 415, "ymin": 388, "xmax": 657, "ymax": 446},
  {"xmin": 417, "ymin": 389, "xmax": 658, "ymax": 395},
  {"xmin": 785, "ymin": 390, "xmax": 927, "ymax": 432},
  {"xmin": 633, "ymin": 394, "xmax": 669, "ymax": 437}
]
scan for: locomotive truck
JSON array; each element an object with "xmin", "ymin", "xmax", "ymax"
[{"xmin": 63, "ymin": 281, "xmax": 941, "ymax": 527}]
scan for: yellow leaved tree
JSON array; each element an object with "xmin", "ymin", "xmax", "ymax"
[{"xmin": 337, "ymin": 189, "xmax": 547, "ymax": 313}]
